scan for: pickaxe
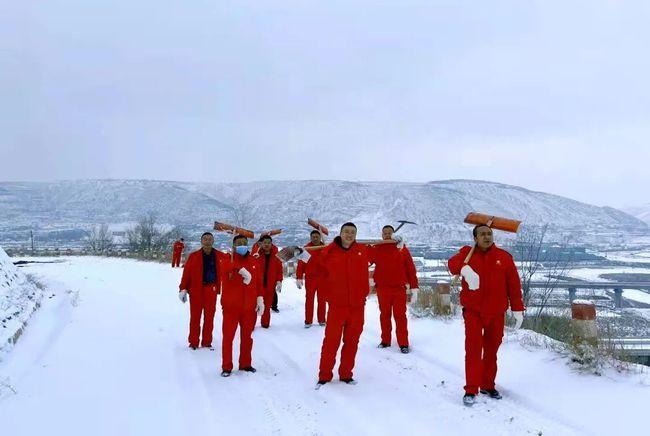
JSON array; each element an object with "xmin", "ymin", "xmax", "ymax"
[{"xmin": 394, "ymin": 220, "xmax": 417, "ymax": 233}]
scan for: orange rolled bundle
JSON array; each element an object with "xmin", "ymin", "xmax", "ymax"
[
  {"xmin": 260, "ymin": 229, "xmax": 282, "ymax": 237},
  {"xmin": 463, "ymin": 212, "xmax": 521, "ymax": 233},
  {"xmin": 307, "ymin": 218, "xmax": 329, "ymax": 235},
  {"xmin": 213, "ymin": 221, "xmax": 255, "ymax": 239}
]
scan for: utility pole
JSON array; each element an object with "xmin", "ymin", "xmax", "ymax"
[{"xmin": 30, "ymin": 230, "xmax": 34, "ymax": 253}]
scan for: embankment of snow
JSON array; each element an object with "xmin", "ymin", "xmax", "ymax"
[{"xmin": 0, "ymin": 247, "xmax": 44, "ymax": 357}]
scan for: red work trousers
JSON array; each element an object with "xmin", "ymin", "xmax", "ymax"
[
  {"xmin": 222, "ymin": 307, "xmax": 257, "ymax": 371},
  {"xmin": 260, "ymin": 285, "xmax": 275, "ymax": 328},
  {"xmin": 376, "ymin": 286, "xmax": 409, "ymax": 347},
  {"xmin": 462, "ymin": 308, "xmax": 505, "ymax": 394},
  {"xmin": 305, "ymin": 277, "xmax": 327, "ymax": 325},
  {"xmin": 172, "ymin": 252, "xmax": 182, "ymax": 267},
  {"xmin": 318, "ymin": 305, "xmax": 365, "ymax": 382},
  {"xmin": 188, "ymin": 283, "xmax": 218, "ymax": 347}
]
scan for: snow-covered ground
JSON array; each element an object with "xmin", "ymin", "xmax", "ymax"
[
  {"xmin": 0, "ymin": 256, "xmax": 647, "ymax": 436},
  {"xmin": 0, "ymin": 249, "xmax": 43, "ymax": 354}
]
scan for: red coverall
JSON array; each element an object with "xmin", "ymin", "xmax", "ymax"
[
  {"xmin": 317, "ymin": 237, "xmax": 376, "ymax": 382},
  {"xmin": 254, "ymin": 245, "xmax": 283, "ymax": 328},
  {"xmin": 448, "ymin": 244, "xmax": 525, "ymax": 394},
  {"xmin": 172, "ymin": 240, "xmax": 185, "ymax": 267},
  {"xmin": 296, "ymin": 242, "xmax": 327, "ymax": 325},
  {"xmin": 220, "ymin": 252, "xmax": 263, "ymax": 372},
  {"xmin": 371, "ymin": 244, "xmax": 418, "ymax": 347},
  {"xmin": 179, "ymin": 248, "xmax": 226, "ymax": 348}
]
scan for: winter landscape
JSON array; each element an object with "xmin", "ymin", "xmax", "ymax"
[{"xmin": 3, "ymin": 1, "xmax": 650, "ymax": 435}]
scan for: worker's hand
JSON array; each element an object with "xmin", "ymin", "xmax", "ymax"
[
  {"xmin": 512, "ymin": 311, "xmax": 524, "ymax": 330},
  {"xmin": 410, "ymin": 288, "xmax": 419, "ymax": 304},
  {"xmin": 238, "ymin": 267, "xmax": 252, "ymax": 285},
  {"xmin": 460, "ymin": 265, "xmax": 480, "ymax": 291},
  {"xmin": 275, "ymin": 281, "xmax": 282, "ymax": 293},
  {"xmin": 178, "ymin": 290, "xmax": 188, "ymax": 303},
  {"xmin": 296, "ymin": 278, "xmax": 303, "ymax": 289},
  {"xmin": 255, "ymin": 296, "xmax": 264, "ymax": 315},
  {"xmin": 295, "ymin": 247, "xmax": 311, "ymax": 262},
  {"xmin": 392, "ymin": 234, "xmax": 405, "ymax": 249}
]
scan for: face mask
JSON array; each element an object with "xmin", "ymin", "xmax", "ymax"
[{"xmin": 235, "ymin": 245, "xmax": 249, "ymax": 256}]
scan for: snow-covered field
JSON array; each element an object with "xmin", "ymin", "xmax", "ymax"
[{"xmin": 0, "ymin": 257, "xmax": 647, "ymax": 436}]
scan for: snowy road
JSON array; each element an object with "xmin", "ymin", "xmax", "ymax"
[{"xmin": 0, "ymin": 257, "xmax": 647, "ymax": 435}]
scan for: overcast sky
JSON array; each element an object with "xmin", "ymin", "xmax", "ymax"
[{"xmin": 1, "ymin": 1, "xmax": 649, "ymax": 208}]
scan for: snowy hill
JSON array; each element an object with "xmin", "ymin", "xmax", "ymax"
[
  {"xmin": 624, "ymin": 203, "xmax": 650, "ymax": 224},
  {"xmin": 0, "ymin": 179, "xmax": 646, "ymax": 246},
  {"xmin": 0, "ymin": 247, "xmax": 43, "ymax": 356},
  {"xmin": 0, "ymin": 256, "xmax": 647, "ymax": 435}
]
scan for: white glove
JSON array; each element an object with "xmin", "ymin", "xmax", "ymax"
[
  {"xmin": 392, "ymin": 234, "xmax": 405, "ymax": 249},
  {"xmin": 512, "ymin": 311, "xmax": 524, "ymax": 330},
  {"xmin": 178, "ymin": 290, "xmax": 188, "ymax": 303},
  {"xmin": 238, "ymin": 267, "xmax": 252, "ymax": 285},
  {"xmin": 296, "ymin": 278, "xmax": 303, "ymax": 289},
  {"xmin": 410, "ymin": 288, "xmax": 419, "ymax": 304},
  {"xmin": 295, "ymin": 248, "xmax": 311, "ymax": 262},
  {"xmin": 460, "ymin": 265, "xmax": 480, "ymax": 291},
  {"xmin": 275, "ymin": 281, "xmax": 282, "ymax": 293},
  {"xmin": 255, "ymin": 296, "xmax": 264, "ymax": 315}
]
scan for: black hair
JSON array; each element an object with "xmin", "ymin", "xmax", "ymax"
[
  {"xmin": 310, "ymin": 229, "xmax": 321, "ymax": 236},
  {"xmin": 340, "ymin": 222, "xmax": 357, "ymax": 231},
  {"xmin": 233, "ymin": 234, "xmax": 248, "ymax": 244},
  {"xmin": 472, "ymin": 225, "xmax": 492, "ymax": 238},
  {"xmin": 180, "ymin": 238, "xmax": 184, "ymax": 241},
  {"xmin": 259, "ymin": 235, "xmax": 272, "ymax": 242},
  {"xmin": 201, "ymin": 232, "xmax": 213, "ymax": 239},
  {"xmin": 382, "ymin": 225, "xmax": 395, "ymax": 232}
]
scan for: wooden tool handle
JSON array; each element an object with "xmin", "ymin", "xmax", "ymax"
[{"xmin": 451, "ymin": 244, "xmax": 477, "ymax": 286}]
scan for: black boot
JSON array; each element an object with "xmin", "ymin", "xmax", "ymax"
[
  {"xmin": 241, "ymin": 366, "xmax": 257, "ymax": 373},
  {"xmin": 378, "ymin": 342, "xmax": 390, "ymax": 348},
  {"xmin": 340, "ymin": 378, "xmax": 358, "ymax": 385},
  {"xmin": 221, "ymin": 370, "xmax": 231, "ymax": 377},
  {"xmin": 400, "ymin": 346, "xmax": 410, "ymax": 354},
  {"xmin": 463, "ymin": 393, "xmax": 476, "ymax": 406},
  {"xmin": 480, "ymin": 389, "xmax": 502, "ymax": 399}
]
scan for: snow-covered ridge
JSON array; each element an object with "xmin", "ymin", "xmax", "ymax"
[
  {"xmin": 0, "ymin": 179, "xmax": 646, "ymax": 244},
  {"xmin": 624, "ymin": 203, "xmax": 650, "ymax": 224},
  {"xmin": 0, "ymin": 247, "xmax": 43, "ymax": 355}
]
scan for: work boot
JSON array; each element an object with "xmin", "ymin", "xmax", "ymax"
[
  {"xmin": 480, "ymin": 389, "xmax": 502, "ymax": 399},
  {"xmin": 463, "ymin": 394, "xmax": 476, "ymax": 406}
]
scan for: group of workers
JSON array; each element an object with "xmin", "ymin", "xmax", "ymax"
[{"xmin": 173, "ymin": 221, "xmax": 524, "ymax": 405}]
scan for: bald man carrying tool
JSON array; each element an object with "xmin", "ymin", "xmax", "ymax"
[{"xmin": 448, "ymin": 213, "xmax": 525, "ymax": 406}]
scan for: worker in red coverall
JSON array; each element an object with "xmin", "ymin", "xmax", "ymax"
[
  {"xmin": 254, "ymin": 235, "xmax": 284, "ymax": 328},
  {"xmin": 172, "ymin": 238, "xmax": 185, "ymax": 267},
  {"xmin": 178, "ymin": 233, "xmax": 225, "ymax": 349},
  {"xmin": 372, "ymin": 225, "xmax": 419, "ymax": 353},
  {"xmin": 295, "ymin": 229, "xmax": 327, "ymax": 328},
  {"xmin": 296, "ymin": 222, "xmax": 403, "ymax": 387},
  {"xmin": 448, "ymin": 225, "xmax": 525, "ymax": 406},
  {"xmin": 219, "ymin": 234, "xmax": 265, "ymax": 377}
]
